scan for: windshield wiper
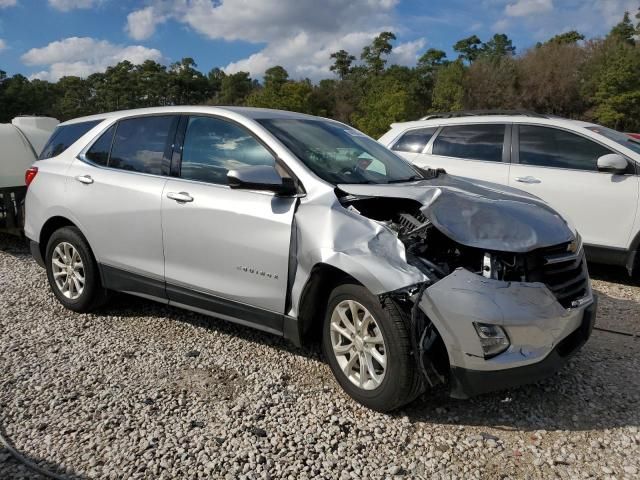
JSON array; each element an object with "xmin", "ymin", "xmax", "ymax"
[{"xmin": 386, "ymin": 175, "xmax": 422, "ymax": 184}]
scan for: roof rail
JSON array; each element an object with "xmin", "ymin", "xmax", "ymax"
[{"xmin": 419, "ymin": 110, "xmax": 551, "ymax": 120}]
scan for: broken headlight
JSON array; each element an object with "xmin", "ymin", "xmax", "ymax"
[{"xmin": 473, "ymin": 322, "xmax": 510, "ymax": 358}]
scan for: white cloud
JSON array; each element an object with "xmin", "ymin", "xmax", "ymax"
[
  {"xmin": 492, "ymin": 0, "xmax": 638, "ymax": 43},
  {"xmin": 22, "ymin": 37, "xmax": 162, "ymax": 81},
  {"xmin": 0, "ymin": 0, "xmax": 17, "ymax": 7},
  {"xmin": 48, "ymin": 0, "xmax": 95, "ymax": 11},
  {"xmin": 126, "ymin": 6, "xmax": 167, "ymax": 40},
  {"xmin": 0, "ymin": 39, "xmax": 6, "ymax": 51},
  {"xmin": 124, "ymin": 0, "xmax": 415, "ymax": 80},
  {"xmin": 389, "ymin": 38, "xmax": 427, "ymax": 66},
  {"xmin": 505, "ymin": 0, "xmax": 553, "ymax": 17}
]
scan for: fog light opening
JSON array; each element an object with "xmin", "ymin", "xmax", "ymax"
[{"xmin": 473, "ymin": 322, "xmax": 510, "ymax": 358}]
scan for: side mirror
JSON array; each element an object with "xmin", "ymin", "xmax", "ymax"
[
  {"xmin": 227, "ymin": 165, "xmax": 297, "ymax": 196},
  {"xmin": 597, "ymin": 153, "xmax": 628, "ymax": 174}
]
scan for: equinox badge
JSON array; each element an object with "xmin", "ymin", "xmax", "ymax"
[{"xmin": 237, "ymin": 265, "xmax": 279, "ymax": 280}]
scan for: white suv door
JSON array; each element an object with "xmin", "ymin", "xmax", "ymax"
[
  {"xmin": 509, "ymin": 124, "xmax": 639, "ymax": 249},
  {"xmin": 161, "ymin": 115, "xmax": 297, "ymax": 330},
  {"xmin": 408, "ymin": 123, "xmax": 510, "ymax": 184},
  {"xmin": 66, "ymin": 115, "xmax": 178, "ymax": 285}
]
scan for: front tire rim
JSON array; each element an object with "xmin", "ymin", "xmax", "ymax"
[
  {"xmin": 51, "ymin": 242, "xmax": 85, "ymax": 300},
  {"xmin": 330, "ymin": 299, "xmax": 387, "ymax": 390}
]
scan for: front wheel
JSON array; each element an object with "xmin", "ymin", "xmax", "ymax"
[
  {"xmin": 322, "ymin": 283, "xmax": 424, "ymax": 412},
  {"xmin": 45, "ymin": 226, "xmax": 109, "ymax": 312}
]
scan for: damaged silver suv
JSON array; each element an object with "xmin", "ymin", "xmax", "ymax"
[{"xmin": 25, "ymin": 107, "xmax": 596, "ymax": 412}]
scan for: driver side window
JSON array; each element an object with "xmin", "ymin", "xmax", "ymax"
[
  {"xmin": 181, "ymin": 116, "xmax": 276, "ymax": 185},
  {"xmin": 518, "ymin": 125, "xmax": 614, "ymax": 171}
]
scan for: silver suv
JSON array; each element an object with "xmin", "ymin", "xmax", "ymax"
[{"xmin": 25, "ymin": 107, "xmax": 596, "ymax": 412}]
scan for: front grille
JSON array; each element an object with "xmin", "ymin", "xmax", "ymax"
[{"xmin": 527, "ymin": 242, "xmax": 588, "ymax": 309}]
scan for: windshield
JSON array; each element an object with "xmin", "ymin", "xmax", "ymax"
[
  {"xmin": 586, "ymin": 125, "xmax": 640, "ymax": 155},
  {"xmin": 258, "ymin": 118, "xmax": 422, "ymax": 184}
]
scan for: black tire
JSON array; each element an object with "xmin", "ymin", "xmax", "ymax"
[
  {"xmin": 322, "ymin": 283, "xmax": 424, "ymax": 412},
  {"xmin": 45, "ymin": 226, "xmax": 109, "ymax": 312}
]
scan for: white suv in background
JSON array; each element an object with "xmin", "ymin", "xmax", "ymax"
[{"xmin": 380, "ymin": 112, "xmax": 640, "ymax": 274}]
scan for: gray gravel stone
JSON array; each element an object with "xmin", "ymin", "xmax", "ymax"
[{"xmin": 1, "ymin": 233, "xmax": 639, "ymax": 479}]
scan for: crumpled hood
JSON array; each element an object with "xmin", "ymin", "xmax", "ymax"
[{"xmin": 338, "ymin": 174, "xmax": 575, "ymax": 253}]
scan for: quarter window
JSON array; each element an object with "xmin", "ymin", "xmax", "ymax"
[
  {"xmin": 84, "ymin": 125, "xmax": 115, "ymax": 166},
  {"xmin": 432, "ymin": 124, "xmax": 505, "ymax": 162},
  {"xmin": 392, "ymin": 127, "xmax": 438, "ymax": 153},
  {"xmin": 181, "ymin": 116, "xmax": 275, "ymax": 185},
  {"xmin": 519, "ymin": 125, "xmax": 613, "ymax": 171},
  {"xmin": 109, "ymin": 116, "xmax": 175, "ymax": 175},
  {"xmin": 39, "ymin": 120, "xmax": 102, "ymax": 159}
]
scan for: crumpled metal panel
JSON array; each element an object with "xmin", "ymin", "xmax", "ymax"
[
  {"xmin": 417, "ymin": 268, "xmax": 592, "ymax": 372},
  {"xmin": 338, "ymin": 174, "xmax": 575, "ymax": 252},
  {"xmin": 289, "ymin": 186, "xmax": 428, "ymax": 317}
]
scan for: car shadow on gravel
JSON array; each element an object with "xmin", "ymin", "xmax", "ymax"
[
  {"xmin": 100, "ymin": 292, "xmax": 640, "ymax": 433},
  {"xmin": 98, "ymin": 292, "xmax": 323, "ymax": 361},
  {"xmin": 0, "ymin": 446, "xmax": 85, "ymax": 480},
  {"xmin": 0, "ymin": 233, "xmax": 30, "ymax": 258},
  {"xmin": 589, "ymin": 262, "xmax": 640, "ymax": 286}
]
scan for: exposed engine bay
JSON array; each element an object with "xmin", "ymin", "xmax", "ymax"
[{"xmin": 340, "ymin": 195, "xmax": 528, "ymax": 284}]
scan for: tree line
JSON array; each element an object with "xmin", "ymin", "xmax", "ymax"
[{"xmin": 1, "ymin": 10, "xmax": 640, "ymax": 137}]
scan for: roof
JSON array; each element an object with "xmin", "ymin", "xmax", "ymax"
[
  {"xmin": 389, "ymin": 113, "xmax": 598, "ymax": 131},
  {"xmin": 60, "ymin": 106, "xmax": 323, "ymax": 126},
  {"xmin": 420, "ymin": 110, "xmax": 552, "ymax": 120}
]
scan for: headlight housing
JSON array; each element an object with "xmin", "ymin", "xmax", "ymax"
[{"xmin": 473, "ymin": 322, "xmax": 510, "ymax": 358}]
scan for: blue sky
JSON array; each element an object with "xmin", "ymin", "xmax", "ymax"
[{"xmin": 0, "ymin": 0, "xmax": 637, "ymax": 81}]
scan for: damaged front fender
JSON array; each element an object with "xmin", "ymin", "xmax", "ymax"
[{"xmin": 289, "ymin": 188, "xmax": 429, "ymax": 318}]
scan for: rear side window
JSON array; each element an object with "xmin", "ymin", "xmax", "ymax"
[
  {"xmin": 432, "ymin": 124, "xmax": 505, "ymax": 162},
  {"xmin": 109, "ymin": 116, "xmax": 176, "ymax": 175},
  {"xmin": 181, "ymin": 116, "xmax": 275, "ymax": 185},
  {"xmin": 392, "ymin": 127, "xmax": 438, "ymax": 153},
  {"xmin": 39, "ymin": 120, "xmax": 102, "ymax": 159},
  {"xmin": 519, "ymin": 125, "xmax": 614, "ymax": 171},
  {"xmin": 84, "ymin": 125, "xmax": 116, "ymax": 166}
]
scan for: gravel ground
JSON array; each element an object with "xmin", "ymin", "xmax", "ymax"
[{"xmin": 1, "ymin": 233, "xmax": 639, "ymax": 480}]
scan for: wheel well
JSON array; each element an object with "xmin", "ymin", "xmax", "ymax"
[
  {"xmin": 39, "ymin": 216, "xmax": 77, "ymax": 259},
  {"xmin": 297, "ymin": 264, "xmax": 360, "ymax": 345}
]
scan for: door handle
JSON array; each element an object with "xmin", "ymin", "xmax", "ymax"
[
  {"xmin": 75, "ymin": 175, "xmax": 94, "ymax": 185},
  {"xmin": 515, "ymin": 176, "xmax": 541, "ymax": 184},
  {"xmin": 167, "ymin": 191, "xmax": 194, "ymax": 203}
]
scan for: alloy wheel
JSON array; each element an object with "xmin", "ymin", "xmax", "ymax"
[
  {"xmin": 51, "ymin": 242, "xmax": 85, "ymax": 300},
  {"xmin": 330, "ymin": 299, "xmax": 387, "ymax": 390}
]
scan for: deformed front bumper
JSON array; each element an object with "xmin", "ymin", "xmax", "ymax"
[
  {"xmin": 416, "ymin": 268, "xmax": 596, "ymax": 399},
  {"xmin": 448, "ymin": 299, "xmax": 596, "ymax": 398}
]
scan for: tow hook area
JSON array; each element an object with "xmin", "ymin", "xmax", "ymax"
[{"xmin": 381, "ymin": 284, "xmax": 448, "ymax": 389}]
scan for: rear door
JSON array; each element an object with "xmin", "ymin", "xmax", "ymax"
[
  {"xmin": 388, "ymin": 127, "xmax": 438, "ymax": 165},
  {"xmin": 508, "ymin": 124, "xmax": 639, "ymax": 249},
  {"xmin": 66, "ymin": 115, "xmax": 178, "ymax": 291},
  {"xmin": 161, "ymin": 115, "xmax": 297, "ymax": 332},
  {"xmin": 412, "ymin": 123, "xmax": 510, "ymax": 184}
]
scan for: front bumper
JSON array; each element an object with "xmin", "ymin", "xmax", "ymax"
[
  {"xmin": 416, "ymin": 267, "xmax": 596, "ymax": 398},
  {"xmin": 448, "ymin": 299, "xmax": 596, "ymax": 398}
]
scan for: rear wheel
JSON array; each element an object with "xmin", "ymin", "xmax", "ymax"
[
  {"xmin": 45, "ymin": 227, "xmax": 109, "ymax": 312},
  {"xmin": 322, "ymin": 283, "xmax": 423, "ymax": 412}
]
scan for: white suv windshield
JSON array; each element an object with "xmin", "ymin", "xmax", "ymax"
[
  {"xmin": 258, "ymin": 118, "xmax": 422, "ymax": 184},
  {"xmin": 586, "ymin": 126, "xmax": 640, "ymax": 155}
]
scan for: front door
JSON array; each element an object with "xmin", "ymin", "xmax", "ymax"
[
  {"xmin": 161, "ymin": 115, "xmax": 296, "ymax": 332},
  {"xmin": 508, "ymin": 124, "xmax": 639, "ymax": 249}
]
